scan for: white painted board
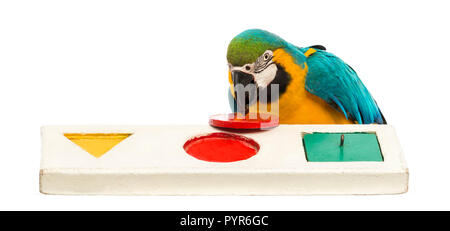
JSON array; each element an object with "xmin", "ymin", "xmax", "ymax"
[{"xmin": 40, "ymin": 125, "xmax": 408, "ymax": 195}]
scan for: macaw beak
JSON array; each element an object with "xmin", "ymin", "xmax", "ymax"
[{"xmin": 231, "ymin": 70, "xmax": 257, "ymax": 115}]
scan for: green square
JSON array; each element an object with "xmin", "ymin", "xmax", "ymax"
[{"xmin": 303, "ymin": 133, "xmax": 383, "ymax": 162}]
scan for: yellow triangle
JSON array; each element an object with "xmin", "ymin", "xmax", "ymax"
[{"xmin": 64, "ymin": 133, "xmax": 132, "ymax": 158}]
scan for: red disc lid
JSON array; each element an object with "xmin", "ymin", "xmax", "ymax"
[{"xmin": 209, "ymin": 113, "xmax": 279, "ymax": 130}]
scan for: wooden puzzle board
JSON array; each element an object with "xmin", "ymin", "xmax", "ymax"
[{"xmin": 40, "ymin": 125, "xmax": 408, "ymax": 195}]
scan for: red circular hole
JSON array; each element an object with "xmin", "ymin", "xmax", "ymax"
[{"xmin": 183, "ymin": 132, "xmax": 260, "ymax": 162}]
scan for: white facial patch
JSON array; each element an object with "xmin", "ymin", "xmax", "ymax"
[{"xmin": 254, "ymin": 63, "xmax": 277, "ymax": 89}]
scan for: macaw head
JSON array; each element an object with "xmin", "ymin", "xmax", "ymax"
[{"xmin": 227, "ymin": 29, "xmax": 290, "ymax": 114}]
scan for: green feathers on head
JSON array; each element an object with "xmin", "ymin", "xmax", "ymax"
[{"xmin": 227, "ymin": 29, "xmax": 286, "ymax": 66}]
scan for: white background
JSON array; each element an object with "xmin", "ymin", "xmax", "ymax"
[{"xmin": 1, "ymin": 0, "xmax": 449, "ymax": 211}]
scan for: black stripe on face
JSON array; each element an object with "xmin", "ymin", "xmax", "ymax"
[{"xmin": 257, "ymin": 64, "xmax": 291, "ymax": 104}]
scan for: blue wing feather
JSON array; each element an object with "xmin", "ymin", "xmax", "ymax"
[{"xmin": 302, "ymin": 48, "xmax": 385, "ymax": 124}]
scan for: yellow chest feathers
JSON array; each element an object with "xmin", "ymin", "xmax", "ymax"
[{"xmin": 269, "ymin": 48, "xmax": 353, "ymax": 124}]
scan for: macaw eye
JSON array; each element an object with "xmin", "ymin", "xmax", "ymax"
[
  {"xmin": 264, "ymin": 53, "xmax": 270, "ymax": 60},
  {"xmin": 245, "ymin": 65, "xmax": 251, "ymax": 71}
]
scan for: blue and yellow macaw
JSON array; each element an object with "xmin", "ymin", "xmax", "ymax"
[{"xmin": 227, "ymin": 29, "xmax": 385, "ymax": 124}]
